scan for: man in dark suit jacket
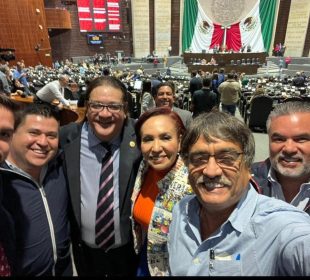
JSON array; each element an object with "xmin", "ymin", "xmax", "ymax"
[
  {"xmin": 189, "ymin": 70, "xmax": 202, "ymax": 97},
  {"xmin": 191, "ymin": 76, "xmax": 218, "ymax": 118},
  {"xmin": 154, "ymin": 81, "xmax": 192, "ymax": 129},
  {"xmin": 59, "ymin": 76, "xmax": 141, "ymax": 276}
]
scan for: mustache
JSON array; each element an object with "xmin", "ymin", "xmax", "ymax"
[
  {"xmin": 278, "ymin": 153, "xmax": 302, "ymax": 161},
  {"xmin": 196, "ymin": 176, "xmax": 232, "ymax": 186}
]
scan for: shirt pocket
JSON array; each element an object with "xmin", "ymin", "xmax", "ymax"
[{"xmin": 210, "ymin": 259, "xmax": 241, "ymax": 276}]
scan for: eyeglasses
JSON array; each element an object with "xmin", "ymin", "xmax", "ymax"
[
  {"xmin": 188, "ymin": 151, "xmax": 243, "ymax": 169},
  {"xmin": 88, "ymin": 102, "xmax": 124, "ymax": 113}
]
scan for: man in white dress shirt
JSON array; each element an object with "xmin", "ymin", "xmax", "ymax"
[{"xmin": 35, "ymin": 75, "xmax": 70, "ymax": 107}]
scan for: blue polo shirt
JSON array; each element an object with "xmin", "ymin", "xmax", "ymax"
[{"xmin": 168, "ymin": 185, "xmax": 310, "ymax": 276}]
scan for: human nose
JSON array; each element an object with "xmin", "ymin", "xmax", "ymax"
[
  {"xmin": 36, "ymin": 134, "xmax": 48, "ymax": 146},
  {"xmin": 282, "ymin": 139, "xmax": 298, "ymax": 154},
  {"xmin": 151, "ymin": 139, "xmax": 162, "ymax": 152},
  {"xmin": 201, "ymin": 156, "xmax": 223, "ymax": 178}
]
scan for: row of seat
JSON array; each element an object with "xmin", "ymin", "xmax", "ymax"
[{"xmin": 239, "ymin": 93, "xmax": 306, "ymax": 133}]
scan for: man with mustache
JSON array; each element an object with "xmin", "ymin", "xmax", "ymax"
[
  {"xmin": 251, "ymin": 102, "xmax": 310, "ymax": 214},
  {"xmin": 167, "ymin": 111, "xmax": 310, "ymax": 276}
]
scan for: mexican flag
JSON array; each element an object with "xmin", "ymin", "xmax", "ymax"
[{"xmin": 182, "ymin": 0, "xmax": 277, "ymax": 53}]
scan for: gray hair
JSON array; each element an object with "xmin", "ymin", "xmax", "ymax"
[
  {"xmin": 266, "ymin": 101, "xmax": 310, "ymax": 133},
  {"xmin": 180, "ymin": 111, "xmax": 255, "ymax": 168}
]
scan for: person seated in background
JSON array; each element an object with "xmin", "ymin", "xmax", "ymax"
[
  {"xmin": 64, "ymin": 82, "xmax": 81, "ymax": 101},
  {"xmin": 35, "ymin": 74, "xmax": 71, "ymax": 108},
  {"xmin": 248, "ymin": 83, "xmax": 265, "ymax": 110},
  {"xmin": 0, "ymin": 65, "xmax": 12, "ymax": 95},
  {"xmin": 168, "ymin": 111, "xmax": 310, "ymax": 276},
  {"xmin": 292, "ymin": 71, "xmax": 305, "ymax": 87},
  {"xmin": 1, "ymin": 104, "xmax": 72, "ymax": 276},
  {"xmin": 251, "ymin": 101, "xmax": 310, "ymax": 214},
  {"xmin": 209, "ymin": 56, "xmax": 217, "ymax": 65},
  {"xmin": 12, "ymin": 62, "xmax": 31, "ymax": 96},
  {"xmin": 131, "ymin": 107, "xmax": 192, "ymax": 276}
]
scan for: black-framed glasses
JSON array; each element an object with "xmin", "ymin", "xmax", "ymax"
[
  {"xmin": 188, "ymin": 151, "xmax": 243, "ymax": 168},
  {"xmin": 88, "ymin": 101, "xmax": 124, "ymax": 113}
]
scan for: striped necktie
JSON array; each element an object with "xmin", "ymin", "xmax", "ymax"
[
  {"xmin": 95, "ymin": 144, "xmax": 115, "ymax": 251},
  {"xmin": 0, "ymin": 242, "xmax": 10, "ymax": 276}
]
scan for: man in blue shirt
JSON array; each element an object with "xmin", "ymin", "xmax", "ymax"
[
  {"xmin": 12, "ymin": 62, "xmax": 31, "ymax": 96},
  {"xmin": 168, "ymin": 111, "xmax": 310, "ymax": 276}
]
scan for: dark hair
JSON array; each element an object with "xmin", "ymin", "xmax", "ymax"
[
  {"xmin": 103, "ymin": 67, "xmax": 110, "ymax": 76},
  {"xmin": 135, "ymin": 107, "xmax": 186, "ymax": 148},
  {"xmin": 0, "ymin": 94, "xmax": 19, "ymax": 121},
  {"xmin": 181, "ymin": 111, "xmax": 255, "ymax": 168},
  {"xmin": 85, "ymin": 76, "xmax": 127, "ymax": 104},
  {"xmin": 227, "ymin": 73, "xmax": 234, "ymax": 79},
  {"xmin": 202, "ymin": 77, "xmax": 212, "ymax": 87},
  {"xmin": 155, "ymin": 81, "xmax": 175, "ymax": 96},
  {"xmin": 142, "ymin": 79, "xmax": 152, "ymax": 94},
  {"xmin": 14, "ymin": 103, "xmax": 60, "ymax": 130}
]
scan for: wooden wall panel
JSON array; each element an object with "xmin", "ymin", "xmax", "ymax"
[
  {"xmin": 48, "ymin": 0, "xmax": 133, "ymax": 62},
  {"xmin": 171, "ymin": 0, "xmax": 180, "ymax": 56},
  {"xmin": 0, "ymin": 0, "xmax": 52, "ymax": 66},
  {"xmin": 273, "ymin": 0, "xmax": 290, "ymax": 53},
  {"xmin": 303, "ymin": 16, "xmax": 310, "ymax": 57},
  {"xmin": 274, "ymin": 0, "xmax": 310, "ymax": 57},
  {"xmin": 149, "ymin": 0, "xmax": 155, "ymax": 55},
  {"xmin": 45, "ymin": 8, "xmax": 72, "ymax": 29}
]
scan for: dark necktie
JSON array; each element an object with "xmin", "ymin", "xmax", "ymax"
[
  {"xmin": 0, "ymin": 242, "xmax": 10, "ymax": 276},
  {"xmin": 95, "ymin": 144, "xmax": 115, "ymax": 251}
]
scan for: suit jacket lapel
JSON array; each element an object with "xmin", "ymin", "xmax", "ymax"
[
  {"xmin": 64, "ymin": 133, "xmax": 82, "ymax": 227},
  {"xmin": 118, "ymin": 122, "xmax": 139, "ymax": 212}
]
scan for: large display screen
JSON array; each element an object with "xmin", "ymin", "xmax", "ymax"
[
  {"xmin": 87, "ymin": 34, "xmax": 103, "ymax": 45},
  {"xmin": 77, "ymin": 0, "xmax": 121, "ymax": 32}
]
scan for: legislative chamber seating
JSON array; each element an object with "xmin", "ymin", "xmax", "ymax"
[{"xmin": 240, "ymin": 75, "xmax": 310, "ymax": 132}]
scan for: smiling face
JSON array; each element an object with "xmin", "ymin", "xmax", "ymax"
[
  {"xmin": 8, "ymin": 114, "xmax": 59, "ymax": 178},
  {"xmin": 155, "ymin": 85, "xmax": 175, "ymax": 108},
  {"xmin": 187, "ymin": 135, "xmax": 251, "ymax": 213},
  {"xmin": 0, "ymin": 107, "xmax": 14, "ymax": 163},
  {"xmin": 86, "ymin": 85, "xmax": 127, "ymax": 142},
  {"xmin": 140, "ymin": 115, "xmax": 181, "ymax": 171},
  {"xmin": 269, "ymin": 112, "xmax": 310, "ymax": 182}
]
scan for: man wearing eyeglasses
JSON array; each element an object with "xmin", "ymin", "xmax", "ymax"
[
  {"xmin": 59, "ymin": 76, "xmax": 141, "ymax": 276},
  {"xmin": 167, "ymin": 111, "xmax": 310, "ymax": 276}
]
